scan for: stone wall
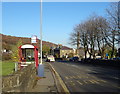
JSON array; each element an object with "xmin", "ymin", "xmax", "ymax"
[{"xmin": 2, "ymin": 64, "xmax": 37, "ymax": 92}]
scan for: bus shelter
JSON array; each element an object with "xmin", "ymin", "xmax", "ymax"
[{"xmin": 19, "ymin": 44, "xmax": 39, "ymax": 68}]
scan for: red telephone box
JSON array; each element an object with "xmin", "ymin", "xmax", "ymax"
[{"xmin": 19, "ymin": 44, "xmax": 39, "ymax": 68}]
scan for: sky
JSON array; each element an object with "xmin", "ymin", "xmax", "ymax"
[{"xmin": 2, "ymin": 2, "xmax": 110, "ymax": 48}]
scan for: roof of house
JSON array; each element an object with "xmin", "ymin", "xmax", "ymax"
[{"xmin": 61, "ymin": 46, "xmax": 73, "ymax": 50}]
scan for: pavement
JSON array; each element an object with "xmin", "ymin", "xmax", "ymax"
[{"xmin": 31, "ymin": 62, "xmax": 58, "ymax": 93}]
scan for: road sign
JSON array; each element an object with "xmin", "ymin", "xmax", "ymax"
[
  {"xmin": 106, "ymin": 53, "xmax": 109, "ymax": 56},
  {"xmin": 31, "ymin": 35, "xmax": 37, "ymax": 43}
]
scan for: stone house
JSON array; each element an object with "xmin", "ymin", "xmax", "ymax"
[{"xmin": 52, "ymin": 46, "xmax": 74, "ymax": 58}]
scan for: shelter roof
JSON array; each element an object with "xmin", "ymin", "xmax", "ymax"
[{"xmin": 20, "ymin": 44, "xmax": 35, "ymax": 49}]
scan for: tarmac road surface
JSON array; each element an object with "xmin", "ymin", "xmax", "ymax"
[{"xmin": 50, "ymin": 61, "xmax": 120, "ymax": 93}]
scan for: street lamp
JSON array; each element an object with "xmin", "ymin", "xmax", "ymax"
[
  {"xmin": 40, "ymin": 0, "xmax": 42, "ymax": 64},
  {"xmin": 38, "ymin": 0, "xmax": 44, "ymax": 77}
]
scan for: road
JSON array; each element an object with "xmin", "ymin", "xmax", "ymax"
[{"xmin": 50, "ymin": 61, "xmax": 120, "ymax": 93}]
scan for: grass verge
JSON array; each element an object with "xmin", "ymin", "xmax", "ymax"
[{"xmin": 1, "ymin": 60, "xmax": 15, "ymax": 76}]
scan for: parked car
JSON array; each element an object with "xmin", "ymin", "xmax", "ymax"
[
  {"xmin": 69, "ymin": 57, "xmax": 79, "ymax": 62},
  {"xmin": 96, "ymin": 55, "xmax": 102, "ymax": 59},
  {"xmin": 46, "ymin": 55, "xmax": 55, "ymax": 62}
]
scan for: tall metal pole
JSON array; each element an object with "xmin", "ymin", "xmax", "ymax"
[
  {"xmin": 38, "ymin": 0, "xmax": 44, "ymax": 77},
  {"xmin": 40, "ymin": 0, "xmax": 42, "ymax": 64}
]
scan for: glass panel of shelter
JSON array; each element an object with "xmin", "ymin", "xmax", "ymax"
[{"xmin": 22, "ymin": 48, "xmax": 34, "ymax": 62}]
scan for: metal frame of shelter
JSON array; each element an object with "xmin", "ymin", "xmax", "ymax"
[{"xmin": 19, "ymin": 44, "xmax": 39, "ymax": 68}]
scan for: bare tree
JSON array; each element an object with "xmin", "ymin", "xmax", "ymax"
[
  {"xmin": 69, "ymin": 25, "xmax": 81, "ymax": 51},
  {"xmin": 69, "ymin": 23, "xmax": 88, "ymax": 58},
  {"xmin": 69, "ymin": 4, "xmax": 120, "ymax": 59},
  {"xmin": 69, "ymin": 15, "xmax": 109, "ymax": 59},
  {"xmin": 85, "ymin": 17, "xmax": 97, "ymax": 58},
  {"xmin": 106, "ymin": 2, "xmax": 120, "ymax": 58},
  {"xmin": 69, "ymin": 2, "xmax": 119, "ymax": 59},
  {"xmin": 93, "ymin": 16, "xmax": 109, "ymax": 58},
  {"xmin": 78, "ymin": 23, "xmax": 88, "ymax": 59}
]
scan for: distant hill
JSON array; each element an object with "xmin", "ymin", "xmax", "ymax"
[{"xmin": 1, "ymin": 33, "xmax": 71, "ymax": 50}]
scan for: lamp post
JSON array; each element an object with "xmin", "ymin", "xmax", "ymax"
[
  {"xmin": 40, "ymin": 0, "xmax": 42, "ymax": 64},
  {"xmin": 38, "ymin": 0, "xmax": 44, "ymax": 77}
]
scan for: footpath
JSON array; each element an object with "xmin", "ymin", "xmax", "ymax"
[{"xmin": 31, "ymin": 62, "xmax": 69, "ymax": 94}]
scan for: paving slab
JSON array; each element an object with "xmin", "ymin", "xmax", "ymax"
[{"xmin": 31, "ymin": 63, "xmax": 58, "ymax": 93}]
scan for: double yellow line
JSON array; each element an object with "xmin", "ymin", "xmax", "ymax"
[{"xmin": 48, "ymin": 63, "xmax": 70, "ymax": 94}]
